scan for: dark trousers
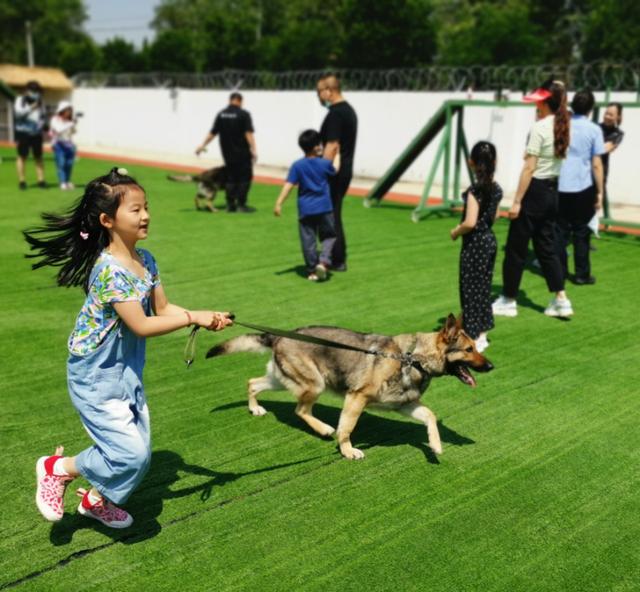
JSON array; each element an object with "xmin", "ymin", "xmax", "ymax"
[
  {"xmin": 329, "ymin": 174, "xmax": 351, "ymax": 267},
  {"xmin": 503, "ymin": 178, "xmax": 565, "ymax": 298},
  {"xmin": 557, "ymin": 186, "xmax": 596, "ymax": 280},
  {"xmin": 299, "ymin": 212, "xmax": 337, "ymax": 273},
  {"xmin": 225, "ymin": 160, "xmax": 252, "ymax": 210}
]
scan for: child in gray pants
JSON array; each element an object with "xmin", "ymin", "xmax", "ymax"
[{"xmin": 274, "ymin": 130, "xmax": 337, "ymax": 281}]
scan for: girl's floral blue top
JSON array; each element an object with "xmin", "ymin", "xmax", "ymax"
[{"xmin": 68, "ymin": 248, "xmax": 160, "ymax": 356}]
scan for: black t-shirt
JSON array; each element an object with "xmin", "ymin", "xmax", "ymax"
[
  {"xmin": 599, "ymin": 123, "xmax": 624, "ymax": 177},
  {"xmin": 211, "ymin": 105, "xmax": 254, "ymax": 164},
  {"xmin": 320, "ymin": 101, "xmax": 358, "ymax": 179}
]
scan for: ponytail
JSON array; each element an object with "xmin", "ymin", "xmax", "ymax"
[
  {"xmin": 470, "ymin": 140, "xmax": 496, "ymax": 192},
  {"xmin": 545, "ymin": 80, "xmax": 569, "ymax": 158},
  {"xmin": 23, "ymin": 167, "xmax": 143, "ymax": 292}
]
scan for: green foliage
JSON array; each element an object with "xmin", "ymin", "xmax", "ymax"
[
  {"xmin": 100, "ymin": 38, "xmax": 147, "ymax": 73},
  {"xmin": 582, "ymin": 0, "xmax": 640, "ymax": 62},
  {"xmin": 0, "ymin": 0, "xmax": 638, "ymax": 74},
  {"xmin": 0, "ymin": 0, "xmax": 92, "ymax": 71},
  {"xmin": 434, "ymin": 0, "xmax": 545, "ymax": 65},
  {"xmin": 57, "ymin": 36, "xmax": 101, "ymax": 75},
  {"xmin": 337, "ymin": 0, "xmax": 436, "ymax": 68}
]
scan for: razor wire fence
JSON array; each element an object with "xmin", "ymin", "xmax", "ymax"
[{"xmin": 72, "ymin": 61, "xmax": 640, "ymax": 92}]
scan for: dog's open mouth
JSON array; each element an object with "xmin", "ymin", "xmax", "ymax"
[{"xmin": 451, "ymin": 363, "xmax": 477, "ymax": 387}]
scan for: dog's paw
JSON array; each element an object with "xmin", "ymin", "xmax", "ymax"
[
  {"xmin": 429, "ymin": 443, "xmax": 443, "ymax": 455},
  {"xmin": 322, "ymin": 426, "xmax": 336, "ymax": 437},
  {"xmin": 341, "ymin": 447, "xmax": 365, "ymax": 460},
  {"xmin": 249, "ymin": 405, "xmax": 268, "ymax": 416}
]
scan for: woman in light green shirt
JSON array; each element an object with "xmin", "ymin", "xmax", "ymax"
[{"xmin": 492, "ymin": 80, "xmax": 574, "ymax": 319}]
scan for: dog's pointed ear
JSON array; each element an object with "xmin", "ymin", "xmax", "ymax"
[{"xmin": 440, "ymin": 313, "xmax": 459, "ymax": 342}]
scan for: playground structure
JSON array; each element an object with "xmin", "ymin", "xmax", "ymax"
[{"xmin": 365, "ymin": 99, "xmax": 640, "ymax": 231}]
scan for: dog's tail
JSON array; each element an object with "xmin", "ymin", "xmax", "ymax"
[
  {"xmin": 206, "ymin": 333, "xmax": 273, "ymax": 359},
  {"xmin": 167, "ymin": 173, "xmax": 197, "ymax": 183}
]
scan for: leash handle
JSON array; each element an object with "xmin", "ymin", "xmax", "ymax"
[
  {"xmin": 184, "ymin": 326, "xmax": 200, "ymax": 368},
  {"xmin": 184, "ymin": 312, "xmax": 235, "ymax": 369}
]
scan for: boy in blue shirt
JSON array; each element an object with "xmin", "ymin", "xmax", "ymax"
[{"xmin": 274, "ymin": 130, "xmax": 337, "ymax": 281}]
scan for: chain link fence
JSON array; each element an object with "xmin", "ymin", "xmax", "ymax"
[{"xmin": 73, "ymin": 62, "xmax": 640, "ymax": 92}]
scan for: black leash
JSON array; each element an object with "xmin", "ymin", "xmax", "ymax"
[{"xmin": 184, "ymin": 314, "xmax": 428, "ymax": 375}]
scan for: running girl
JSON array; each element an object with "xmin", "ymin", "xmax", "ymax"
[
  {"xmin": 24, "ymin": 167, "xmax": 232, "ymax": 529},
  {"xmin": 450, "ymin": 141, "xmax": 503, "ymax": 352}
]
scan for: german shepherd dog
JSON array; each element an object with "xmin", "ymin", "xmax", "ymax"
[
  {"xmin": 167, "ymin": 166, "xmax": 227, "ymax": 212},
  {"xmin": 206, "ymin": 314, "xmax": 493, "ymax": 459}
]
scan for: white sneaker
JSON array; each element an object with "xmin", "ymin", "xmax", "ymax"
[
  {"xmin": 492, "ymin": 295, "xmax": 518, "ymax": 317},
  {"xmin": 60, "ymin": 183, "xmax": 68, "ymax": 190},
  {"xmin": 315, "ymin": 263, "xmax": 328, "ymax": 281},
  {"xmin": 544, "ymin": 297, "xmax": 574, "ymax": 318},
  {"xmin": 475, "ymin": 335, "xmax": 489, "ymax": 353}
]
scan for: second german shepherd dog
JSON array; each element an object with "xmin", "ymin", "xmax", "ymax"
[
  {"xmin": 167, "ymin": 166, "xmax": 227, "ymax": 212},
  {"xmin": 206, "ymin": 314, "xmax": 493, "ymax": 459}
]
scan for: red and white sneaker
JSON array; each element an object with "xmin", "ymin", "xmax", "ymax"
[
  {"xmin": 76, "ymin": 489, "xmax": 133, "ymax": 529},
  {"xmin": 35, "ymin": 454, "xmax": 74, "ymax": 522}
]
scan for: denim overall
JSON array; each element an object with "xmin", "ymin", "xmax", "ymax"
[{"xmin": 67, "ymin": 254, "xmax": 154, "ymax": 504}]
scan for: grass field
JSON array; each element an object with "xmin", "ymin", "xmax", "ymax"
[{"xmin": 1, "ymin": 149, "xmax": 639, "ymax": 591}]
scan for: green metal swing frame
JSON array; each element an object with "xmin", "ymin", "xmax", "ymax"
[{"xmin": 364, "ymin": 99, "xmax": 640, "ymax": 230}]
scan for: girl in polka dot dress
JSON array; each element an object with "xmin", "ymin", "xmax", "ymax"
[{"xmin": 450, "ymin": 142, "xmax": 503, "ymax": 352}]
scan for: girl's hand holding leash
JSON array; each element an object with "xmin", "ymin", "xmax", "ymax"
[{"xmin": 187, "ymin": 311, "xmax": 234, "ymax": 331}]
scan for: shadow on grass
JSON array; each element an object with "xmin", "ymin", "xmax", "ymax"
[
  {"xmin": 49, "ymin": 449, "xmax": 314, "ymax": 546},
  {"xmin": 211, "ymin": 399, "xmax": 474, "ymax": 466},
  {"xmin": 275, "ymin": 265, "xmax": 309, "ymax": 279}
]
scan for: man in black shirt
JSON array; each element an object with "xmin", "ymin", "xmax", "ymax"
[
  {"xmin": 318, "ymin": 75, "xmax": 358, "ymax": 271},
  {"xmin": 196, "ymin": 93, "xmax": 257, "ymax": 212}
]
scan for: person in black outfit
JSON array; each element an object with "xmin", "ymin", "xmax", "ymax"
[
  {"xmin": 318, "ymin": 75, "xmax": 357, "ymax": 271},
  {"xmin": 599, "ymin": 102, "xmax": 624, "ymax": 216},
  {"xmin": 450, "ymin": 141, "xmax": 502, "ymax": 353},
  {"xmin": 196, "ymin": 92, "xmax": 257, "ymax": 212}
]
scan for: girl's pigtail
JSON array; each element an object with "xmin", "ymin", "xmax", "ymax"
[
  {"xmin": 545, "ymin": 80, "xmax": 570, "ymax": 159},
  {"xmin": 23, "ymin": 167, "xmax": 141, "ymax": 292}
]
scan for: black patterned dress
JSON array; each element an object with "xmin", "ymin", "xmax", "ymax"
[{"xmin": 459, "ymin": 182, "xmax": 503, "ymax": 339}]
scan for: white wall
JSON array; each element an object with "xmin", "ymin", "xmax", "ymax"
[{"xmin": 72, "ymin": 88, "xmax": 639, "ymax": 205}]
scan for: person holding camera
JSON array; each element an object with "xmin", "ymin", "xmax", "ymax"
[
  {"xmin": 14, "ymin": 80, "xmax": 47, "ymax": 190},
  {"xmin": 50, "ymin": 101, "xmax": 78, "ymax": 190}
]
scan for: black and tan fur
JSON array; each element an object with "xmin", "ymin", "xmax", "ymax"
[
  {"xmin": 206, "ymin": 314, "xmax": 493, "ymax": 460},
  {"xmin": 167, "ymin": 166, "xmax": 227, "ymax": 212}
]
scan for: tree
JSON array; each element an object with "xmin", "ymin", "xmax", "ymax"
[
  {"xmin": 101, "ymin": 38, "xmax": 147, "ymax": 73},
  {"xmin": 148, "ymin": 30, "xmax": 199, "ymax": 72},
  {"xmin": 582, "ymin": 0, "xmax": 640, "ymax": 62},
  {"xmin": 336, "ymin": 0, "xmax": 436, "ymax": 68},
  {"xmin": 433, "ymin": 0, "xmax": 546, "ymax": 66},
  {"xmin": 58, "ymin": 36, "xmax": 102, "ymax": 75},
  {"xmin": 0, "ymin": 0, "xmax": 94, "ymax": 72}
]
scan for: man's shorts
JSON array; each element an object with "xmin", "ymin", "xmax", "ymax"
[{"xmin": 15, "ymin": 133, "xmax": 43, "ymax": 159}]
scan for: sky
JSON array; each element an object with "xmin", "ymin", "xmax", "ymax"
[{"xmin": 83, "ymin": 0, "xmax": 160, "ymax": 48}]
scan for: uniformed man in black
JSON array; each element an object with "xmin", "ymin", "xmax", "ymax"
[
  {"xmin": 317, "ymin": 75, "xmax": 358, "ymax": 271},
  {"xmin": 196, "ymin": 92, "xmax": 257, "ymax": 212}
]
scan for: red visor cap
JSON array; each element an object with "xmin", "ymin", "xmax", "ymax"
[{"xmin": 523, "ymin": 88, "xmax": 552, "ymax": 103}]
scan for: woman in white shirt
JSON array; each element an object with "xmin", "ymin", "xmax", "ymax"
[
  {"xmin": 492, "ymin": 80, "xmax": 574, "ymax": 318},
  {"xmin": 50, "ymin": 101, "xmax": 77, "ymax": 190}
]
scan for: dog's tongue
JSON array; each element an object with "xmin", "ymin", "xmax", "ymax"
[{"xmin": 459, "ymin": 367, "xmax": 477, "ymax": 388}]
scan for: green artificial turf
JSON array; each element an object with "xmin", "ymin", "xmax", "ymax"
[{"xmin": 1, "ymin": 149, "xmax": 639, "ymax": 591}]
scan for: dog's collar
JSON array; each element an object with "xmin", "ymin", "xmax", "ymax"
[{"xmin": 402, "ymin": 336, "xmax": 430, "ymax": 378}]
